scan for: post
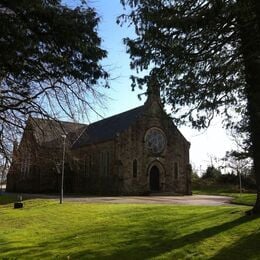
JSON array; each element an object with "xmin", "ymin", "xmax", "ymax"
[{"xmin": 60, "ymin": 134, "xmax": 66, "ymax": 204}]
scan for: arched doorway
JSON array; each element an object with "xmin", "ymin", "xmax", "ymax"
[{"xmin": 149, "ymin": 165, "xmax": 160, "ymax": 191}]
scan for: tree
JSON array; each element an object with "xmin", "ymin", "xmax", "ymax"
[
  {"xmin": 119, "ymin": 0, "xmax": 260, "ymax": 213},
  {"xmin": 0, "ymin": 0, "xmax": 108, "ymax": 162},
  {"xmin": 0, "ymin": 159, "xmax": 8, "ymax": 193},
  {"xmin": 223, "ymin": 151, "xmax": 253, "ymax": 194},
  {"xmin": 202, "ymin": 166, "xmax": 222, "ymax": 180}
]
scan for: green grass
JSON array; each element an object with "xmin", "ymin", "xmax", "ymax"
[
  {"xmin": 231, "ymin": 193, "xmax": 256, "ymax": 206},
  {"xmin": 0, "ymin": 193, "xmax": 17, "ymax": 204},
  {"xmin": 1, "ymin": 197, "xmax": 260, "ymax": 259},
  {"xmin": 192, "ymin": 185, "xmax": 240, "ymax": 195},
  {"xmin": 193, "ymin": 189, "xmax": 257, "ymax": 206}
]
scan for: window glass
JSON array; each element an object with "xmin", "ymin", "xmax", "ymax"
[{"xmin": 145, "ymin": 128, "xmax": 166, "ymax": 154}]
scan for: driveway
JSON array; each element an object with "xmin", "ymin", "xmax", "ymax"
[
  {"xmin": 9, "ymin": 193, "xmax": 233, "ymax": 206},
  {"xmin": 65, "ymin": 194, "xmax": 232, "ymax": 206}
]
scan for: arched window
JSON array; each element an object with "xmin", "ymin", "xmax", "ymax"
[{"xmin": 133, "ymin": 159, "xmax": 137, "ymax": 178}]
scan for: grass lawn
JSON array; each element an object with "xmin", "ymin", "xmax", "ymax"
[
  {"xmin": 231, "ymin": 193, "xmax": 257, "ymax": 206},
  {"xmin": 192, "ymin": 189, "xmax": 257, "ymax": 206},
  {"xmin": 1, "ymin": 197, "xmax": 260, "ymax": 259}
]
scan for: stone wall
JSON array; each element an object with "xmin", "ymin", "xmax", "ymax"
[
  {"xmin": 112, "ymin": 100, "xmax": 191, "ymax": 195},
  {"xmin": 7, "ymin": 99, "xmax": 191, "ymax": 195},
  {"xmin": 70, "ymin": 99, "xmax": 191, "ymax": 195},
  {"xmin": 7, "ymin": 125, "xmax": 63, "ymax": 193}
]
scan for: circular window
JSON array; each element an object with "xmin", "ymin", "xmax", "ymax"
[{"xmin": 145, "ymin": 128, "xmax": 166, "ymax": 154}]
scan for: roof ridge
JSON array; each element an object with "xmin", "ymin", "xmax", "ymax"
[
  {"xmin": 30, "ymin": 105, "xmax": 144, "ymax": 127},
  {"xmin": 30, "ymin": 117, "xmax": 88, "ymax": 126},
  {"xmin": 71, "ymin": 125, "xmax": 89, "ymax": 147}
]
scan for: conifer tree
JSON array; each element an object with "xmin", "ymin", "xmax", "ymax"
[{"xmin": 120, "ymin": 0, "xmax": 260, "ymax": 213}]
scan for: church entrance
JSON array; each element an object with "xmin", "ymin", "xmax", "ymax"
[{"xmin": 149, "ymin": 165, "xmax": 160, "ymax": 192}]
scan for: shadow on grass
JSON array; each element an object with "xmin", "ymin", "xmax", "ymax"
[
  {"xmin": 1, "ymin": 213, "xmax": 259, "ymax": 259},
  {"xmin": 0, "ymin": 192, "xmax": 59, "ymax": 205},
  {"xmin": 212, "ymin": 231, "xmax": 260, "ymax": 260},
  {"xmin": 0, "ymin": 193, "xmax": 18, "ymax": 205},
  {"xmin": 86, "ymin": 214, "xmax": 258, "ymax": 260}
]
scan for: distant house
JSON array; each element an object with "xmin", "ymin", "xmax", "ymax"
[{"xmin": 6, "ymin": 82, "xmax": 191, "ymax": 195}]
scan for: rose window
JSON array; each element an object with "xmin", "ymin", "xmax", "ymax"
[{"xmin": 145, "ymin": 128, "xmax": 166, "ymax": 154}]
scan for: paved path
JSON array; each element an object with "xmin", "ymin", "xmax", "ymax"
[
  {"xmin": 11, "ymin": 193, "xmax": 233, "ymax": 206},
  {"xmin": 66, "ymin": 194, "xmax": 232, "ymax": 206}
]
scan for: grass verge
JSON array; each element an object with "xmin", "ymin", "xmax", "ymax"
[
  {"xmin": 193, "ymin": 189, "xmax": 256, "ymax": 206},
  {"xmin": 0, "ymin": 196, "xmax": 260, "ymax": 259}
]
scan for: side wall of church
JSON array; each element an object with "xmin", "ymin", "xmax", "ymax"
[
  {"xmin": 71, "ymin": 140, "xmax": 124, "ymax": 194},
  {"xmin": 7, "ymin": 127, "xmax": 62, "ymax": 193}
]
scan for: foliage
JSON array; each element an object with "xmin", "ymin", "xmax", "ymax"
[
  {"xmin": 0, "ymin": 160, "xmax": 8, "ymax": 187},
  {"xmin": 194, "ymin": 169, "xmax": 256, "ymax": 191},
  {"xmin": 192, "ymin": 177, "xmax": 240, "ymax": 194},
  {"xmin": 191, "ymin": 170, "xmax": 200, "ymax": 182},
  {"xmin": 119, "ymin": 0, "xmax": 247, "ymax": 128},
  {"xmin": 1, "ymin": 198, "xmax": 260, "ymax": 259},
  {"xmin": 0, "ymin": 0, "xmax": 108, "ymax": 161},
  {"xmin": 228, "ymin": 116, "xmax": 252, "ymax": 160},
  {"xmin": 120, "ymin": 0, "xmax": 260, "ymax": 213},
  {"xmin": 224, "ymin": 148, "xmax": 253, "ymax": 171},
  {"xmin": 202, "ymin": 166, "xmax": 222, "ymax": 180}
]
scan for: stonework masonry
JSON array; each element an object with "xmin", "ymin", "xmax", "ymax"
[{"xmin": 7, "ymin": 84, "xmax": 191, "ymax": 195}]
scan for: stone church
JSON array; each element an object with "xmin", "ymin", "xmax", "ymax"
[{"xmin": 6, "ymin": 82, "xmax": 192, "ymax": 195}]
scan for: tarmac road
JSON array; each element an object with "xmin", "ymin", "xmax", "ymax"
[
  {"xmin": 7, "ymin": 193, "xmax": 233, "ymax": 206},
  {"xmin": 65, "ymin": 194, "xmax": 233, "ymax": 205}
]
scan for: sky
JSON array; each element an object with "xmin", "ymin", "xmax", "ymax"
[{"xmin": 65, "ymin": 0, "xmax": 236, "ymax": 174}]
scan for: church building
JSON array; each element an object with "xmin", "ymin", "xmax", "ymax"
[{"xmin": 6, "ymin": 82, "xmax": 192, "ymax": 195}]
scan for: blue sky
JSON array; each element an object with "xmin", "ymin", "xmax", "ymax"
[
  {"xmin": 65, "ymin": 0, "xmax": 144, "ymax": 118},
  {"xmin": 64, "ymin": 0, "xmax": 235, "ymax": 173}
]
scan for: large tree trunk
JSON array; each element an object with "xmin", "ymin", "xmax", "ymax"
[
  {"xmin": 238, "ymin": 0, "xmax": 260, "ymax": 213},
  {"xmin": 248, "ymin": 77, "xmax": 260, "ymax": 214}
]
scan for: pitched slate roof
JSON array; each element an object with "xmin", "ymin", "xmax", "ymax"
[
  {"xmin": 72, "ymin": 105, "xmax": 145, "ymax": 149},
  {"xmin": 27, "ymin": 105, "xmax": 145, "ymax": 149},
  {"xmin": 28, "ymin": 118, "xmax": 87, "ymax": 146}
]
